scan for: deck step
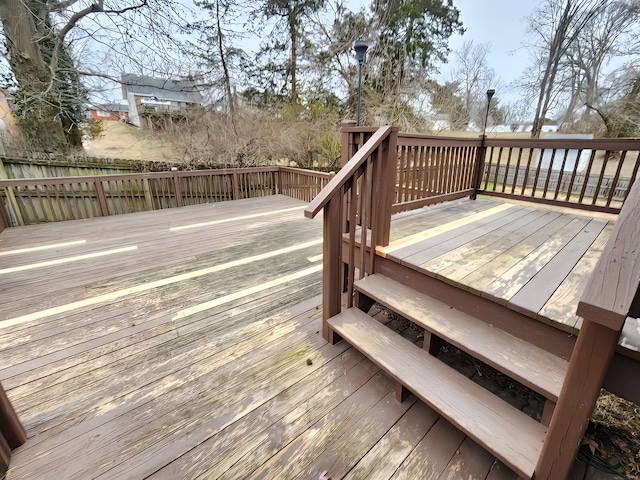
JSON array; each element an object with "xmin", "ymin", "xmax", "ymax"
[
  {"xmin": 328, "ymin": 308, "xmax": 546, "ymax": 479},
  {"xmin": 355, "ymin": 274, "xmax": 568, "ymax": 402}
]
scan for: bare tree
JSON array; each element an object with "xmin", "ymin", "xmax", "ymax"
[
  {"xmin": 449, "ymin": 40, "xmax": 501, "ymax": 126},
  {"xmin": 0, "ymin": 0, "xmax": 190, "ymax": 152},
  {"xmin": 524, "ymin": 0, "xmax": 607, "ymax": 137}
]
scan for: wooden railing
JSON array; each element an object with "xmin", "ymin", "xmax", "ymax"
[
  {"xmin": 535, "ymin": 167, "xmax": 640, "ymax": 478},
  {"xmin": 304, "ymin": 126, "xmax": 398, "ymax": 340},
  {"xmin": 0, "ymin": 166, "xmax": 332, "ymax": 230},
  {"xmin": 342, "ymin": 126, "xmax": 640, "ymax": 215}
]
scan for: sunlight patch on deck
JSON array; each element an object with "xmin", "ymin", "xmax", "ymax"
[
  {"xmin": 0, "ymin": 240, "xmax": 86, "ymax": 256},
  {"xmin": 0, "ymin": 238, "xmax": 322, "ymax": 329},
  {"xmin": 0, "ymin": 246, "xmax": 137, "ymax": 275},
  {"xmin": 172, "ymin": 264, "xmax": 323, "ymax": 320},
  {"xmin": 170, "ymin": 206, "xmax": 305, "ymax": 231},
  {"xmin": 377, "ymin": 203, "xmax": 514, "ymax": 257},
  {"xmin": 306, "ymin": 254, "xmax": 323, "ymax": 262}
]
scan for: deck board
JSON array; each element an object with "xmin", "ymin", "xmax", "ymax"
[
  {"xmin": 384, "ymin": 198, "xmax": 616, "ymax": 333},
  {"xmin": 0, "ymin": 195, "xmax": 614, "ymax": 479}
]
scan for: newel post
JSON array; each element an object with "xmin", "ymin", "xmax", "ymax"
[
  {"xmin": 376, "ymin": 127, "xmax": 398, "ymax": 247},
  {"xmin": 322, "ymin": 192, "xmax": 343, "ymax": 341},
  {"xmin": 172, "ymin": 171, "xmax": 183, "ymax": 207},
  {"xmin": 94, "ymin": 177, "xmax": 110, "ymax": 216},
  {"xmin": 340, "ymin": 121, "xmax": 357, "ymax": 168},
  {"xmin": 470, "ymin": 137, "xmax": 486, "ymax": 200}
]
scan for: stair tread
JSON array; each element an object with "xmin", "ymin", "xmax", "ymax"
[
  {"xmin": 355, "ymin": 274, "xmax": 568, "ymax": 402},
  {"xmin": 329, "ymin": 308, "xmax": 546, "ymax": 479}
]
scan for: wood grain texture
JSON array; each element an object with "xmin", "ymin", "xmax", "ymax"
[
  {"xmin": 328, "ymin": 308, "xmax": 547, "ymax": 479},
  {"xmin": 354, "ymin": 274, "xmax": 568, "ymax": 401}
]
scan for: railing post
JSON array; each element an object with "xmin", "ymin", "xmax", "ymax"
[
  {"xmin": 341, "ymin": 121, "xmax": 357, "ymax": 168},
  {"xmin": 231, "ymin": 171, "xmax": 240, "ymax": 200},
  {"xmin": 275, "ymin": 168, "xmax": 283, "ymax": 195},
  {"xmin": 535, "ymin": 319, "xmax": 619, "ymax": 479},
  {"xmin": 0, "ymin": 384, "xmax": 26, "ymax": 449},
  {"xmin": 172, "ymin": 171, "xmax": 183, "ymax": 207},
  {"xmin": 142, "ymin": 178, "xmax": 154, "ymax": 211},
  {"xmin": 376, "ymin": 127, "xmax": 398, "ymax": 247},
  {"xmin": 322, "ymin": 193, "xmax": 343, "ymax": 341},
  {"xmin": 94, "ymin": 177, "xmax": 110, "ymax": 216}
]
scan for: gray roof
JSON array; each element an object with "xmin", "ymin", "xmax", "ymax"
[
  {"xmin": 93, "ymin": 102, "xmax": 129, "ymax": 112},
  {"xmin": 121, "ymin": 73, "xmax": 204, "ymax": 104}
]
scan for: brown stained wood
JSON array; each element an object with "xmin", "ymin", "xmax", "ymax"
[
  {"xmin": 0, "ymin": 385, "xmax": 26, "ymax": 449},
  {"xmin": 508, "ymin": 218, "xmax": 609, "ymax": 317},
  {"xmin": 386, "ymin": 204, "xmax": 521, "ymax": 262},
  {"xmin": 538, "ymin": 223, "xmax": 614, "ymax": 329},
  {"xmin": 536, "ymin": 321, "xmax": 620, "ymax": 480},
  {"xmin": 328, "ymin": 308, "xmax": 547, "ymax": 479},
  {"xmin": 293, "ymin": 392, "xmax": 416, "ymax": 480},
  {"xmin": 486, "ymin": 460, "xmax": 519, "ymax": 480},
  {"xmin": 354, "ymin": 274, "xmax": 568, "ymax": 402},
  {"xmin": 482, "ymin": 216, "xmax": 590, "ymax": 307},
  {"xmin": 226, "ymin": 376, "xmax": 398, "ymax": 480},
  {"xmin": 426, "ymin": 209, "xmax": 558, "ymax": 281},
  {"xmin": 149, "ymin": 349, "xmax": 375, "ymax": 479},
  {"xmin": 376, "ymin": 256, "xmax": 576, "ymax": 360},
  {"xmin": 438, "ymin": 437, "xmax": 496, "ymax": 480},
  {"xmin": 578, "ymin": 174, "xmax": 640, "ymax": 329},
  {"xmin": 343, "ymin": 401, "xmax": 439, "ymax": 480},
  {"xmin": 391, "ymin": 418, "xmax": 465, "ymax": 479}
]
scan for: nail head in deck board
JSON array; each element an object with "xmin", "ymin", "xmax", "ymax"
[
  {"xmin": 354, "ymin": 274, "xmax": 568, "ymax": 402},
  {"xmin": 328, "ymin": 308, "xmax": 547, "ymax": 479}
]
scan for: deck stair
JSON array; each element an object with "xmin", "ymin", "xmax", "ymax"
[{"xmin": 327, "ymin": 273, "xmax": 571, "ymax": 479}]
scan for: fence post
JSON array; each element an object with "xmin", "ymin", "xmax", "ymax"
[
  {"xmin": 275, "ymin": 168, "xmax": 283, "ymax": 195},
  {"xmin": 470, "ymin": 136, "xmax": 486, "ymax": 200},
  {"xmin": 94, "ymin": 177, "xmax": 110, "ymax": 216},
  {"xmin": 231, "ymin": 171, "xmax": 240, "ymax": 200},
  {"xmin": 172, "ymin": 171, "xmax": 183, "ymax": 207},
  {"xmin": 142, "ymin": 178, "xmax": 154, "ymax": 211},
  {"xmin": 341, "ymin": 121, "xmax": 357, "ymax": 168}
]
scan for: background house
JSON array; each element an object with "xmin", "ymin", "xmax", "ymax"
[
  {"xmin": 121, "ymin": 73, "xmax": 204, "ymax": 129},
  {"xmin": 89, "ymin": 103, "xmax": 130, "ymax": 122}
]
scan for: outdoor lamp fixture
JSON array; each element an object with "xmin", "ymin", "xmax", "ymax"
[
  {"xmin": 354, "ymin": 38, "xmax": 369, "ymax": 126},
  {"xmin": 483, "ymin": 89, "xmax": 496, "ymax": 138}
]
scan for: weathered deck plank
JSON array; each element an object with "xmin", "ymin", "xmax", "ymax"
[{"xmin": 0, "ymin": 195, "xmax": 615, "ymax": 479}]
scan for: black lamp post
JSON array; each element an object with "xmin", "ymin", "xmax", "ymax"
[
  {"xmin": 472, "ymin": 89, "xmax": 495, "ymax": 201},
  {"xmin": 482, "ymin": 89, "xmax": 495, "ymax": 138},
  {"xmin": 354, "ymin": 38, "xmax": 369, "ymax": 126}
]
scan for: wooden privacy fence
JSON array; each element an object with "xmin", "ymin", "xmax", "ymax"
[
  {"xmin": 342, "ymin": 125, "xmax": 640, "ymax": 215},
  {"xmin": 0, "ymin": 166, "xmax": 333, "ymax": 229}
]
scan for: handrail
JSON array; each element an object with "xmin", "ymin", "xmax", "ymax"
[
  {"xmin": 577, "ymin": 173, "xmax": 640, "ymax": 329},
  {"xmin": 304, "ymin": 125, "xmax": 392, "ymax": 219}
]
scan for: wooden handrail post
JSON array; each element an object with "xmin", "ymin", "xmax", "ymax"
[
  {"xmin": 0, "ymin": 384, "xmax": 26, "ymax": 449},
  {"xmin": 376, "ymin": 127, "xmax": 398, "ymax": 247},
  {"xmin": 94, "ymin": 177, "xmax": 110, "ymax": 216},
  {"xmin": 172, "ymin": 172, "xmax": 183, "ymax": 207},
  {"xmin": 535, "ymin": 319, "xmax": 619, "ymax": 479},
  {"xmin": 231, "ymin": 171, "xmax": 240, "ymax": 200},
  {"xmin": 275, "ymin": 168, "xmax": 282, "ymax": 195},
  {"xmin": 322, "ymin": 193, "xmax": 343, "ymax": 341},
  {"xmin": 142, "ymin": 178, "xmax": 154, "ymax": 211},
  {"xmin": 341, "ymin": 121, "xmax": 357, "ymax": 168}
]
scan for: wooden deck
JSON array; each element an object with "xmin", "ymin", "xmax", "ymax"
[
  {"xmin": 380, "ymin": 197, "xmax": 617, "ymax": 336},
  {"xmin": 0, "ymin": 195, "xmax": 620, "ymax": 479}
]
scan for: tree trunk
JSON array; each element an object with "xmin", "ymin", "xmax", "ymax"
[
  {"xmin": 0, "ymin": 0, "xmax": 69, "ymax": 152},
  {"xmin": 288, "ymin": 8, "xmax": 298, "ymax": 105}
]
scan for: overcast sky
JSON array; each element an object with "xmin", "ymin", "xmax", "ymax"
[{"xmin": 439, "ymin": 0, "xmax": 538, "ymax": 103}]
